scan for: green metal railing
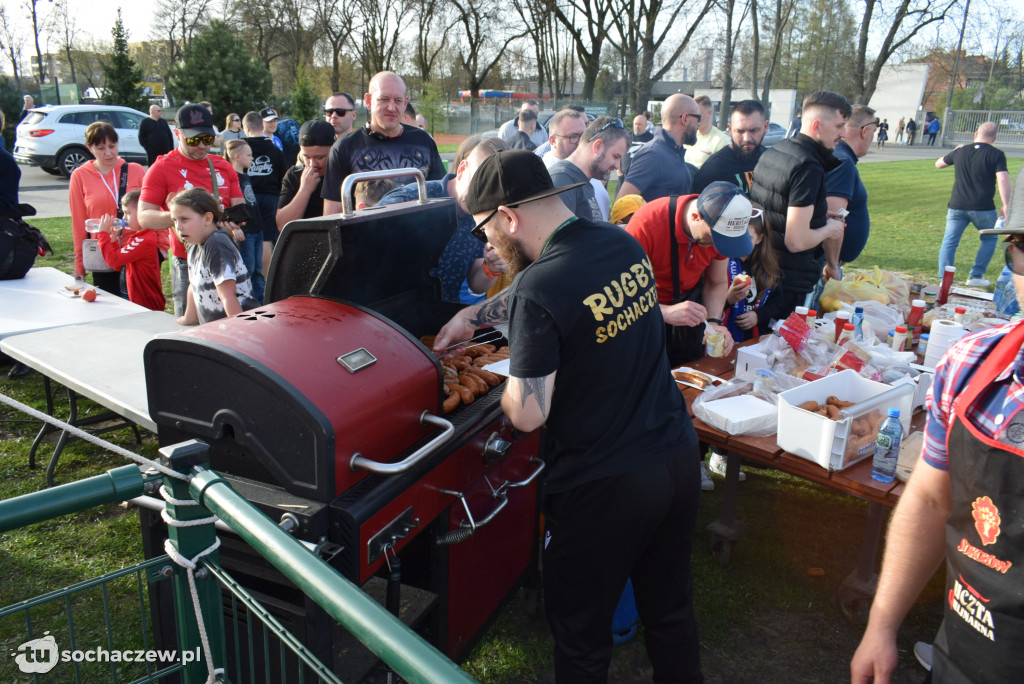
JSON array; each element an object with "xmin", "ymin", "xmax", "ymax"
[{"xmin": 0, "ymin": 440, "xmax": 479, "ymax": 683}]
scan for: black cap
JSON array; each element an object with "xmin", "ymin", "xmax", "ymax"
[
  {"xmin": 466, "ymin": 150, "xmax": 585, "ymax": 221},
  {"xmin": 298, "ymin": 119, "xmax": 336, "ymax": 147},
  {"xmin": 175, "ymin": 103, "xmax": 214, "ymax": 137},
  {"xmin": 259, "ymin": 107, "xmax": 279, "ymax": 122}
]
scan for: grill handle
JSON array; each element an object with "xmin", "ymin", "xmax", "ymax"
[
  {"xmin": 349, "ymin": 412, "xmax": 455, "ymax": 475},
  {"xmin": 340, "ymin": 168, "xmax": 428, "ymax": 216}
]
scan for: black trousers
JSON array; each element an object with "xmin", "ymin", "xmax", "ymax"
[
  {"xmin": 91, "ymin": 269, "xmax": 125, "ymax": 298},
  {"xmin": 542, "ymin": 445, "xmax": 704, "ymax": 683}
]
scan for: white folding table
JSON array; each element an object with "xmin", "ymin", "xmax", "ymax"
[{"xmin": 1, "ymin": 309, "xmax": 183, "ymax": 485}]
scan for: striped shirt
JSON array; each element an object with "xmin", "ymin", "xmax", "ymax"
[{"xmin": 924, "ymin": 321, "xmax": 1024, "ymax": 470}]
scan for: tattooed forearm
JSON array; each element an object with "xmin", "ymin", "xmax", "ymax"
[
  {"xmin": 512, "ymin": 376, "xmax": 549, "ymax": 417},
  {"xmin": 468, "ymin": 288, "xmax": 510, "ymax": 327}
]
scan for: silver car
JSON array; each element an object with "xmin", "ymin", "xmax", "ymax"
[{"xmin": 14, "ymin": 104, "xmax": 150, "ymax": 178}]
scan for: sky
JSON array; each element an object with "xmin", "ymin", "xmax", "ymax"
[{"xmin": 9, "ymin": 1, "xmax": 154, "ymax": 51}]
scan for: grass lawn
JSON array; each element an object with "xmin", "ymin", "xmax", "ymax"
[
  {"xmin": 851, "ymin": 157, "xmax": 1024, "ymax": 284},
  {"xmin": 3, "ymin": 157, "xmax": 1018, "ymax": 681}
]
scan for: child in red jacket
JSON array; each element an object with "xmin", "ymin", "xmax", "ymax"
[{"xmin": 95, "ymin": 189, "xmax": 166, "ymax": 311}]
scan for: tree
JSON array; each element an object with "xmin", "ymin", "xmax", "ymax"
[
  {"xmin": 851, "ymin": 0, "xmax": 959, "ymax": 104},
  {"xmin": 546, "ymin": 0, "xmax": 613, "ymax": 101},
  {"xmin": 607, "ymin": 0, "xmax": 715, "ymax": 114},
  {"xmin": 452, "ymin": 0, "xmax": 528, "ymax": 122},
  {"xmin": 151, "ymin": 0, "xmax": 213, "ymax": 103},
  {"xmin": 167, "ymin": 20, "xmax": 273, "ymax": 116},
  {"xmin": 311, "ymin": 0, "xmax": 359, "ymax": 92},
  {"xmin": 53, "ymin": 0, "xmax": 79, "ymax": 89},
  {"xmin": 101, "ymin": 10, "xmax": 146, "ymax": 110},
  {"xmin": 27, "ymin": 0, "xmax": 55, "ymax": 85},
  {"xmin": 290, "ymin": 65, "xmax": 318, "ymax": 122},
  {"xmin": 0, "ymin": 6, "xmax": 26, "ymax": 91}
]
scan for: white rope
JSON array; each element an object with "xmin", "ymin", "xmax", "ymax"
[
  {"xmin": 163, "ymin": 536, "xmax": 225, "ymax": 684},
  {"xmin": 0, "ymin": 391, "xmax": 187, "ymax": 481},
  {"xmin": 3, "ymin": 390, "xmax": 224, "ymax": 680}
]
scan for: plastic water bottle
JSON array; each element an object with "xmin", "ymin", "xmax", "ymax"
[
  {"xmin": 852, "ymin": 306, "xmax": 865, "ymax": 341},
  {"xmin": 871, "ymin": 408, "xmax": 903, "ymax": 483}
]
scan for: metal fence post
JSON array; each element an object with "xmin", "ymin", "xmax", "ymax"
[{"xmin": 161, "ymin": 440, "xmax": 226, "ymax": 683}]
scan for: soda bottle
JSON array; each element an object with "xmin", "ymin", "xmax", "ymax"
[{"xmin": 871, "ymin": 408, "xmax": 903, "ymax": 483}]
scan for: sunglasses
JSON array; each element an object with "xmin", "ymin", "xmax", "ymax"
[
  {"xmin": 587, "ymin": 118, "xmax": 624, "ymax": 142},
  {"xmin": 184, "ymin": 134, "xmax": 215, "ymax": 146},
  {"xmin": 231, "ymin": 118, "xmax": 241, "ymax": 123},
  {"xmin": 684, "ymin": 112, "xmax": 703, "ymax": 124},
  {"xmin": 750, "ymin": 208, "xmax": 764, "ymax": 222},
  {"xmin": 325, "ymin": 108, "xmax": 355, "ymax": 117},
  {"xmin": 1004, "ymin": 241, "xmax": 1024, "ymax": 276},
  {"xmin": 471, "ymin": 205, "xmax": 518, "ymax": 242}
]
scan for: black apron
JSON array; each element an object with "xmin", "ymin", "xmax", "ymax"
[{"xmin": 932, "ymin": 320, "xmax": 1024, "ymax": 683}]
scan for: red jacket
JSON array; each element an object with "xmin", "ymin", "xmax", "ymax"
[{"xmin": 96, "ymin": 229, "xmax": 166, "ymax": 311}]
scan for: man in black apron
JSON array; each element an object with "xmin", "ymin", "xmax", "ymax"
[{"xmin": 850, "ymin": 210, "xmax": 1024, "ymax": 683}]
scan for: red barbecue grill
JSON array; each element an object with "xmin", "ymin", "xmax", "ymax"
[{"xmin": 138, "ymin": 171, "xmax": 543, "ymax": 679}]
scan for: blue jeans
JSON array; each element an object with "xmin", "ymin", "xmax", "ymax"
[
  {"xmin": 236, "ymin": 231, "xmax": 265, "ymax": 303},
  {"xmin": 938, "ymin": 209, "xmax": 999, "ymax": 279}
]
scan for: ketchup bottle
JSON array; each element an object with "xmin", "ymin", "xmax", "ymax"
[{"xmin": 938, "ymin": 266, "xmax": 956, "ymax": 305}]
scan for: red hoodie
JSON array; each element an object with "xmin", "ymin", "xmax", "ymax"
[{"xmin": 96, "ymin": 229, "xmax": 166, "ymax": 311}]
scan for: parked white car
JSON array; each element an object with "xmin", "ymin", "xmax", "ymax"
[{"xmin": 14, "ymin": 104, "xmax": 150, "ymax": 178}]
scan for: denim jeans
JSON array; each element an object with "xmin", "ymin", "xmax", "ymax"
[
  {"xmin": 236, "ymin": 231, "xmax": 265, "ymax": 303},
  {"xmin": 938, "ymin": 208, "xmax": 998, "ymax": 279}
]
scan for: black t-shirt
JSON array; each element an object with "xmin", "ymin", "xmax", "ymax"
[
  {"xmin": 692, "ymin": 144, "xmax": 764, "ymax": 194},
  {"xmin": 244, "ymin": 136, "xmax": 287, "ymax": 197},
  {"xmin": 508, "ymin": 217, "xmax": 695, "ymax": 493},
  {"xmin": 944, "ymin": 142, "xmax": 1008, "ymax": 211},
  {"xmin": 278, "ymin": 165, "xmax": 325, "ymax": 219},
  {"xmin": 320, "ymin": 124, "xmax": 446, "ymax": 203}
]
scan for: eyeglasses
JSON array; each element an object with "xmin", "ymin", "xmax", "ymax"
[
  {"xmin": 684, "ymin": 112, "xmax": 703, "ymax": 124},
  {"xmin": 554, "ymin": 133, "xmax": 583, "ymax": 144},
  {"xmin": 184, "ymin": 134, "xmax": 215, "ymax": 146},
  {"xmin": 325, "ymin": 108, "xmax": 355, "ymax": 117},
  {"xmin": 471, "ymin": 205, "xmax": 518, "ymax": 242},
  {"xmin": 861, "ymin": 120, "xmax": 879, "ymax": 130},
  {"xmin": 587, "ymin": 118, "xmax": 624, "ymax": 142},
  {"xmin": 1004, "ymin": 241, "xmax": 1024, "ymax": 275}
]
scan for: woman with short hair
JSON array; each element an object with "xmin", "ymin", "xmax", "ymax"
[{"xmin": 68, "ymin": 121, "xmax": 146, "ymax": 295}]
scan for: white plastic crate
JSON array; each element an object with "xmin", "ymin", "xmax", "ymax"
[{"xmin": 777, "ymin": 370, "xmax": 915, "ymax": 471}]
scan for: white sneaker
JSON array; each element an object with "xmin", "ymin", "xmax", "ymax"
[
  {"xmin": 965, "ymin": 278, "xmax": 990, "ymax": 287},
  {"xmin": 699, "ymin": 461, "xmax": 714, "ymax": 491},
  {"xmin": 709, "ymin": 452, "xmax": 746, "ymax": 481},
  {"xmin": 913, "ymin": 641, "xmax": 933, "ymax": 671}
]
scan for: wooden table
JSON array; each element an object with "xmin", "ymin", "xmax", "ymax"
[{"xmin": 679, "ymin": 349, "xmax": 922, "ymax": 618}]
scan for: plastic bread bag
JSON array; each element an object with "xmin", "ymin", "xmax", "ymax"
[{"xmin": 692, "ymin": 378, "xmax": 778, "ymax": 437}]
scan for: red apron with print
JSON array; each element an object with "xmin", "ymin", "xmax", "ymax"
[{"xmin": 933, "ymin": 321, "xmax": 1024, "ymax": 683}]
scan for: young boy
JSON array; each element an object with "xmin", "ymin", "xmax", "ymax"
[
  {"xmin": 95, "ymin": 189, "xmax": 166, "ymax": 311},
  {"xmin": 170, "ymin": 187, "xmax": 260, "ymax": 325}
]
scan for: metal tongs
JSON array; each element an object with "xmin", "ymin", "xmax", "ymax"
[{"xmin": 440, "ymin": 329, "xmax": 504, "ymax": 354}]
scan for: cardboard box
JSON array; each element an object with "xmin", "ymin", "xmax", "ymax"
[{"xmin": 777, "ymin": 370, "xmax": 915, "ymax": 471}]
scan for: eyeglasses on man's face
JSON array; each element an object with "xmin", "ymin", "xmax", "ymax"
[
  {"xmin": 325, "ymin": 108, "xmax": 355, "ymax": 117},
  {"xmin": 554, "ymin": 133, "xmax": 583, "ymax": 144},
  {"xmin": 684, "ymin": 112, "xmax": 703, "ymax": 124},
  {"xmin": 184, "ymin": 134, "xmax": 215, "ymax": 146}
]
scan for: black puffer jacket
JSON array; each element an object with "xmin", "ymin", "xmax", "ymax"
[{"xmin": 750, "ymin": 134, "xmax": 841, "ymax": 294}]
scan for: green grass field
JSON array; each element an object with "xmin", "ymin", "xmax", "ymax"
[{"xmin": 2, "ymin": 158, "xmax": 1021, "ymax": 681}]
